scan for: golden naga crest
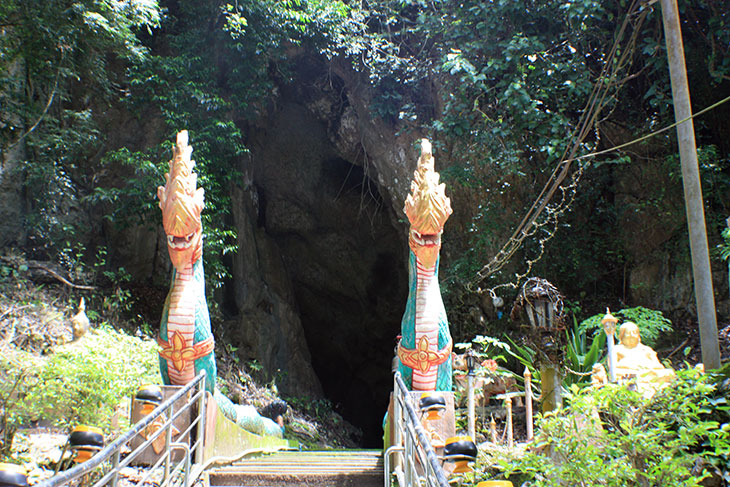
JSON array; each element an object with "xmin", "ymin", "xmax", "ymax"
[
  {"xmin": 157, "ymin": 130, "xmax": 204, "ymax": 271},
  {"xmin": 404, "ymin": 139, "xmax": 452, "ymax": 269}
]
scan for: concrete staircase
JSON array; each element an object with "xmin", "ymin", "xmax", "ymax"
[{"xmin": 206, "ymin": 450, "xmax": 384, "ymax": 487}]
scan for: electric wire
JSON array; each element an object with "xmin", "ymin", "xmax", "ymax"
[
  {"xmin": 469, "ymin": 0, "xmax": 647, "ymax": 293},
  {"xmin": 568, "ymin": 92, "xmax": 730, "ymax": 164},
  {"xmin": 474, "ymin": 90, "xmax": 730, "ymax": 297},
  {"xmin": 478, "ymin": 90, "xmax": 730, "ymax": 297},
  {"xmin": 464, "ymin": 1, "xmax": 729, "ymax": 298}
]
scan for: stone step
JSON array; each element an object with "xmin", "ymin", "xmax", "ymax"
[{"xmin": 207, "ymin": 450, "xmax": 384, "ymax": 487}]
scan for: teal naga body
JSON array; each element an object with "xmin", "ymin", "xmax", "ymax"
[
  {"xmin": 156, "ymin": 130, "xmax": 283, "ymax": 437},
  {"xmin": 397, "ymin": 252, "xmax": 452, "ymax": 391},
  {"xmin": 157, "ymin": 258, "xmax": 217, "ymax": 392},
  {"xmin": 396, "ymin": 139, "xmax": 453, "ymax": 392}
]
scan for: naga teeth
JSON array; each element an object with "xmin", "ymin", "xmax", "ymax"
[
  {"xmin": 167, "ymin": 232, "xmax": 195, "ymax": 249},
  {"xmin": 411, "ymin": 230, "xmax": 441, "ymax": 247}
]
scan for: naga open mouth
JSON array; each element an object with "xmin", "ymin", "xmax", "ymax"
[
  {"xmin": 411, "ymin": 230, "xmax": 441, "ymax": 247},
  {"xmin": 167, "ymin": 232, "xmax": 196, "ymax": 250}
]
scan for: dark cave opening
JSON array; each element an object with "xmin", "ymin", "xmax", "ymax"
[
  {"xmin": 247, "ymin": 98, "xmax": 410, "ymax": 447},
  {"xmin": 295, "ymin": 250, "xmax": 405, "ymax": 447},
  {"xmin": 284, "ymin": 158, "xmax": 408, "ymax": 447}
]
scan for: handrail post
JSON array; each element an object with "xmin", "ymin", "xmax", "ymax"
[
  {"xmin": 195, "ymin": 371, "xmax": 207, "ymax": 465},
  {"xmin": 384, "ymin": 445, "xmax": 404, "ymax": 487},
  {"xmin": 110, "ymin": 450, "xmax": 120, "ymax": 487},
  {"xmin": 169, "ymin": 443, "xmax": 191, "ymax": 487},
  {"xmin": 37, "ymin": 372, "xmax": 207, "ymax": 487},
  {"xmin": 392, "ymin": 373, "xmax": 451, "ymax": 487},
  {"xmin": 164, "ymin": 402, "xmax": 174, "ymax": 483},
  {"xmin": 393, "ymin": 373, "xmax": 402, "ymax": 449},
  {"xmin": 404, "ymin": 419, "xmax": 412, "ymax": 487}
]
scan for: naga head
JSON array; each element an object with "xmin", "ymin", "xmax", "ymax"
[
  {"xmin": 157, "ymin": 130, "xmax": 204, "ymax": 272},
  {"xmin": 404, "ymin": 139, "xmax": 452, "ymax": 269}
]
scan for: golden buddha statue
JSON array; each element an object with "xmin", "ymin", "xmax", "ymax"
[{"xmin": 614, "ymin": 321, "xmax": 675, "ymax": 388}]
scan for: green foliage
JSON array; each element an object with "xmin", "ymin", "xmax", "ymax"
[
  {"xmin": 456, "ymin": 334, "xmax": 542, "ymax": 394},
  {"xmin": 0, "ymin": 353, "xmax": 42, "ymax": 457},
  {"xmin": 53, "ymin": 243, "xmax": 134, "ymax": 322},
  {"xmin": 721, "ymin": 226, "xmax": 730, "ymax": 288},
  {"xmin": 286, "ymin": 396, "xmax": 334, "ymax": 423},
  {"xmin": 87, "ymin": 146, "xmax": 167, "ymax": 228},
  {"xmin": 564, "ymin": 318, "xmax": 606, "ymax": 388},
  {"xmin": 435, "ymin": 0, "xmax": 649, "ymax": 294},
  {"xmin": 111, "ymin": 0, "xmax": 361, "ymax": 291},
  {"xmin": 319, "ymin": 0, "xmax": 729, "ymax": 312},
  {"xmin": 113, "ymin": 0, "xmax": 326, "ymax": 289},
  {"xmin": 579, "ymin": 307, "xmax": 673, "ymax": 348},
  {"xmin": 0, "ymin": 0, "xmax": 161, "ymax": 261},
  {"xmin": 0, "ymin": 262, "xmax": 28, "ymax": 281},
  {"xmin": 246, "ymin": 359, "xmax": 263, "ymax": 374},
  {"xmin": 21, "ymin": 110, "xmax": 102, "ymax": 255},
  {"xmin": 482, "ymin": 367, "xmax": 728, "ymax": 486},
  {"xmin": 497, "ymin": 324, "xmax": 604, "ymax": 396},
  {"xmin": 0, "ymin": 326, "xmax": 160, "ymax": 457},
  {"xmin": 2, "ymin": 0, "xmax": 729, "ymax": 324},
  {"xmin": 644, "ymin": 363, "xmax": 730, "ymax": 482},
  {"xmin": 31, "ymin": 328, "xmax": 159, "ymax": 426},
  {"xmin": 504, "ymin": 335, "xmax": 541, "ymax": 389},
  {"xmin": 1, "ymin": 0, "xmax": 358, "ymax": 294},
  {"xmin": 456, "ymin": 334, "xmax": 513, "ymax": 365}
]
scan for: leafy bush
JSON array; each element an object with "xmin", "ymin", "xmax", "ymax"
[
  {"xmin": 0, "ymin": 326, "xmax": 160, "ymax": 457},
  {"xmin": 0, "ymin": 351, "xmax": 43, "ymax": 457},
  {"xmin": 457, "ymin": 335, "xmax": 514, "ymax": 366},
  {"xmin": 564, "ymin": 320, "xmax": 606, "ymax": 388},
  {"xmin": 578, "ymin": 307, "xmax": 673, "ymax": 348},
  {"xmin": 475, "ymin": 366, "xmax": 729, "ymax": 486},
  {"xmin": 721, "ymin": 224, "xmax": 730, "ymax": 262},
  {"xmin": 643, "ymin": 364, "xmax": 730, "ymax": 483},
  {"xmin": 721, "ymin": 224, "xmax": 730, "ymax": 298}
]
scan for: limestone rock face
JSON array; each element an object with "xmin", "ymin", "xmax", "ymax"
[{"xmin": 613, "ymin": 155, "xmax": 719, "ymax": 318}]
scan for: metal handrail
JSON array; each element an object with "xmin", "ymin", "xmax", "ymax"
[
  {"xmin": 386, "ymin": 372, "xmax": 450, "ymax": 487},
  {"xmin": 38, "ymin": 371, "xmax": 207, "ymax": 487}
]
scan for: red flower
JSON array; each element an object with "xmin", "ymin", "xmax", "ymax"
[{"xmin": 481, "ymin": 359, "xmax": 498, "ymax": 373}]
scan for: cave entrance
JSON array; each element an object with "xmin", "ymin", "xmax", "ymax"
[{"xmin": 251, "ymin": 102, "xmax": 408, "ymax": 446}]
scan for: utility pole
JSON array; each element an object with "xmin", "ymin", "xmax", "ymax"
[{"xmin": 660, "ymin": 0, "xmax": 721, "ymax": 369}]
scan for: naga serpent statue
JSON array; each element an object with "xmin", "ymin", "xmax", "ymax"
[
  {"xmin": 157, "ymin": 130, "xmax": 284, "ymax": 437},
  {"xmin": 397, "ymin": 139, "xmax": 453, "ymax": 391}
]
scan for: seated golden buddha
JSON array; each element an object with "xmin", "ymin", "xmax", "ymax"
[{"xmin": 614, "ymin": 321, "xmax": 675, "ymax": 386}]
